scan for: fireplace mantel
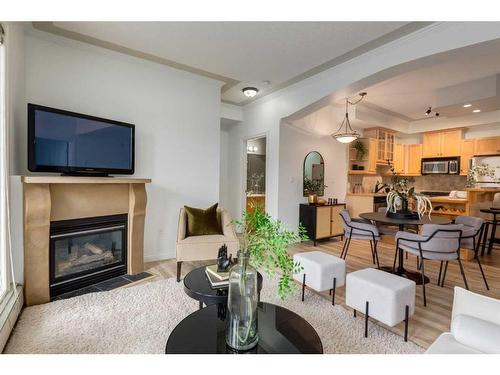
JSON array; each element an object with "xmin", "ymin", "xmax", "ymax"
[{"xmin": 22, "ymin": 176, "xmax": 151, "ymax": 305}]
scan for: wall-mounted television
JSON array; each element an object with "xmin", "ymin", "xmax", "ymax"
[{"xmin": 28, "ymin": 104, "xmax": 135, "ymax": 176}]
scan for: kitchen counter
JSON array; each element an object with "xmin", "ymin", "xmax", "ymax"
[
  {"xmin": 345, "ymin": 192, "xmax": 386, "ymax": 197},
  {"xmin": 429, "ymin": 196, "xmax": 468, "ymax": 204}
]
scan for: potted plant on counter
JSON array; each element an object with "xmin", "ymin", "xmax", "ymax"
[{"xmin": 226, "ymin": 206, "xmax": 306, "ymax": 351}]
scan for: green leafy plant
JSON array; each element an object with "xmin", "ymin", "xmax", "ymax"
[
  {"xmin": 386, "ymin": 161, "xmax": 432, "ymax": 218},
  {"xmin": 233, "ymin": 205, "xmax": 308, "ymax": 299},
  {"xmin": 303, "ymin": 177, "xmax": 327, "ymax": 195},
  {"xmin": 353, "ymin": 140, "xmax": 367, "ymax": 161},
  {"xmin": 466, "ymin": 163, "xmax": 496, "ymax": 188}
]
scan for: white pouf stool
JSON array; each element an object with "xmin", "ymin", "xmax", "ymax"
[
  {"xmin": 346, "ymin": 268, "xmax": 416, "ymax": 341},
  {"xmin": 293, "ymin": 251, "xmax": 346, "ymax": 305}
]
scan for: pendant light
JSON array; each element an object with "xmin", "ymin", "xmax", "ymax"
[{"xmin": 331, "ymin": 92, "xmax": 366, "ymax": 144}]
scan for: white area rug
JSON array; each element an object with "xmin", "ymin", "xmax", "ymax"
[{"xmin": 5, "ymin": 276, "xmax": 424, "ymax": 354}]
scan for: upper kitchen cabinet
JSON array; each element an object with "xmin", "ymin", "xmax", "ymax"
[
  {"xmin": 406, "ymin": 144, "xmax": 422, "ymax": 175},
  {"xmin": 393, "ymin": 143, "xmax": 405, "ymax": 174},
  {"xmin": 422, "ymin": 129, "xmax": 462, "ymax": 157},
  {"xmin": 474, "ymin": 136, "xmax": 500, "ymax": 156},
  {"xmin": 460, "ymin": 139, "xmax": 474, "ymax": 176},
  {"xmin": 364, "ymin": 127, "xmax": 395, "ymax": 164},
  {"xmin": 348, "ymin": 138, "xmax": 377, "ymax": 174}
]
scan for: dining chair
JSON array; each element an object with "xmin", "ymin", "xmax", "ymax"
[
  {"xmin": 438, "ymin": 216, "xmax": 489, "ymax": 290},
  {"xmin": 395, "ymin": 224, "xmax": 464, "ymax": 306},
  {"xmin": 339, "ymin": 210, "xmax": 380, "ymax": 268}
]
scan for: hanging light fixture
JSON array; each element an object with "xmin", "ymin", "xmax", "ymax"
[
  {"xmin": 331, "ymin": 92, "xmax": 366, "ymax": 144},
  {"xmin": 242, "ymin": 87, "xmax": 259, "ymax": 98}
]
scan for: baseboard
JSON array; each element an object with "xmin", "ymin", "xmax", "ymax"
[{"xmin": 0, "ymin": 286, "xmax": 24, "ymax": 353}]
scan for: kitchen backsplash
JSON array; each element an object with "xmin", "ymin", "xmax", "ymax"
[{"xmin": 348, "ymin": 174, "xmax": 467, "ymax": 193}]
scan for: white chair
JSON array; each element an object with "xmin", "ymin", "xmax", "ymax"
[
  {"xmin": 426, "ymin": 287, "xmax": 500, "ymax": 354},
  {"xmin": 293, "ymin": 251, "xmax": 346, "ymax": 305},
  {"xmin": 339, "ymin": 210, "xmax": 381, "ymax": 268},
  {"xmin": 346, "ymin": 268, "xmax": 416, "ymax": 341}
]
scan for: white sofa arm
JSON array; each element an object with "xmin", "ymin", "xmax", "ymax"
[{"xmin": 451, "ymin": 314, "xmax": 500, "ymax": 354}]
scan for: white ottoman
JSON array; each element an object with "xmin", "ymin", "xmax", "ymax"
[
  {"xmin": 346, "ymin": 268, "xmax": 416, "ymax": 341},
  {"xmin": 293, "ymin": 251, "xmax": 346, "ymax": 305}
]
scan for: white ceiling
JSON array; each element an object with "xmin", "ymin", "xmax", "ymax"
[
  {"xmin": 359, "ymin": 39, "xmax": 500, "ymax": 120},
  {"xmin": 47, "ymin": 22, "xmax": 413, "ymax": 104}
]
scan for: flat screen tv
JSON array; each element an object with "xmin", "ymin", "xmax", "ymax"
[{"xmin": 28, "ymin": 104, "xmax": 135, "ymax": 176}]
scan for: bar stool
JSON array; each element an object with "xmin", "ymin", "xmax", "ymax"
[{"xmin": 480, "ymin": 208, "xmax": 500, "ymax": 256}]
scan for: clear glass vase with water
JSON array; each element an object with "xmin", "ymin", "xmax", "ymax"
[{"xmin": 226, "ymin": 251, "xmax": 259, "ymax": 351}]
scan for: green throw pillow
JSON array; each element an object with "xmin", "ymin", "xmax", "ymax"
[{"xmin": 184, "ymin": 203, "xmax": 222, "ymax": 236}]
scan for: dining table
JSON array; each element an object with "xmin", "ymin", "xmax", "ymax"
[{"xmin": 359, "ymin": 211, "xmax": 452, "ymax": 284}]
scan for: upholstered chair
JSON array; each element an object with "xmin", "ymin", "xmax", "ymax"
[
  {"xmin": 395, "ymin": 224, "xmax": 464, "ymax": 306},
  {"xmin": 339, "ymin": 209, "xmax": 380, "ymax": 268},
  {"xmin": 176, "ymin": 207, "xmax": 239, "ymax": 282},
  {"xmin": 438, "ymin": 216, "xmax": 489, "ymax": 290}
]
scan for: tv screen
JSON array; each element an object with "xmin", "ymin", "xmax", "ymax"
[{"xmin": 28, "ymin": 104, "xmax": 135, "ymax": 175}]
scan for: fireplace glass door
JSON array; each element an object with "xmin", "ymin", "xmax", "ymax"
[{"xmin": 50, "ymin": 214, "xmax": 127, "ymax": 297}]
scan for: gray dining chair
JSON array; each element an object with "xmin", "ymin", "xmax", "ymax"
[
  {"xmin": 395, "ymin": 224, "xmax": 464, "ymax": 306},
  {"xmin": 438, "ymin": 216, "xmax": 489, "ymax": 290},
  {"xmin": 339, "ymin": 209, "xmax": 380, "ymax": 268}
]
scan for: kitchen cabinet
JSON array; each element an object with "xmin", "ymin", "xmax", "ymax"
[
  {"xmin": 348, "ymin": 138, "xmax": 377, "ymax": 174},
  {"xmin": 474, "ymin": 136, "xmax": 500, "ymax": 156},
  {"xmin": 422, "ymin": 129, "xmax": 462, "ymax": 157},
  {"xmin": 393, "ymin": 143, "xmax": 405, "ymax": 174},
  {"xmin": 406, "ymin": 144, "xmax": 422, "ymax": 175},
  {"xmin": 364, "ymin": 128, "xmax": 395, "ymax": 164},
  {"xmin": 299, "ymin": 204, "xmax": 346, "ymax": 246},
  {"xmin": 460, "ymin": 139, "xmax": 474, "ymax": 176}
]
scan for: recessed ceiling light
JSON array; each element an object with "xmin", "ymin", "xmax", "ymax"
[
  {"xmin": 463, "ymin": 104, "xmax": 472, "ymax": 108},
  {"xmin": 473, "ymin": 109, "xmax": 481, "ymax": 113},
  {"xmin": 242, "ymin": 87, "xmax": 259, "ymax": 98},
  {"xmin": 262, "ymin": 80, "xmax": 271, "ymax": 85}
]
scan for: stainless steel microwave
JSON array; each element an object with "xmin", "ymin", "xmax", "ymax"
[{"xmin": 421, "ymin": 157, "xmax": 460, "ymax": 175}]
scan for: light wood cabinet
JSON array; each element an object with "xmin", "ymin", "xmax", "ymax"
[
  {"xmin": 364, "ymin": 128, "xmax": 395, "ymax": 164},
  {"xmin": 406, "ymin": 144, "xmax": 422, "ymax": 175},
  {"xmin": 393, "ymin": 143, "xmax": 405, "ymax": 174},
  {"xmin": 368, "ymin": 138, "xmax": 378, "ymax": 173},
  {"xmin": 299, "ymin": 204, "xmax": 346, "ymax": 246},
  {"xmin": 422, "ymin": 129, "xmax": 462, "ymax": 157},
  {"xmin": 474, "ymin": 136, "xmax": 500, "ymax": 156},
  {"xmin": 460, "ymin": 139, "xmax": 474, "ymax": 176},
  {"xmin": 348, "ymin": 138, "xmax": 377, "ymax": 174}
]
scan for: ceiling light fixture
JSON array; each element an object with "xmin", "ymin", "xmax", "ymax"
[
  {"xmin": 473, "ymin": 109, "xmax": 481, "ymax": 113},
  {"xmin": 242, "ymin": 87, "xmax": 259, "ymax": 98},
  {"xmin": 331, "ymin": 92, "xmax": 367, "ymax": 144},
  {"xmin": 463, "ymin": 104, "xmax": 472, "ymax": 108},
  {"xmin": 425, "ymin": 107, "xmax": 440, "ymax": 117}
]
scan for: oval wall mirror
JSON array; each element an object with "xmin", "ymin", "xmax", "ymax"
[{"xmin": 303, "ymin": 151, "xmax": 325, "ymax": 197}]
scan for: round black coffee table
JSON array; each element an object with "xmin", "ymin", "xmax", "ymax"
[
  {"xmin": 165, "ymin": 302, "xmax": 323, "ymax": 354},
  {"xmin": 359, "ymin": 212, "xmax": 451, "ymax": 284},
  {"xmin": 183, "ymin": 266, "xmax": 263, "ymax": 309}
]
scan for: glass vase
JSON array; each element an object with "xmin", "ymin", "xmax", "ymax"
[{"xmin": 226, "ymin": 251, "xmax": 259, "ymax": 351}]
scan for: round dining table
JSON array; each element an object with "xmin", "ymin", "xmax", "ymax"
[{"xmin": 359, "ymin": 211, "xmax": 452, "ymax": 284}]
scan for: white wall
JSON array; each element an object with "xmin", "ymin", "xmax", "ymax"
[
  {"xmin": 278, "ymin": 123, "xmax": 347, "ymax": 231},
  {"xmin": 15, "ymin": 29, "xmax": 223, "ymax": 262}
]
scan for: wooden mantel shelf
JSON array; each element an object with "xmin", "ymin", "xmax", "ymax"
[{"xmin": 21, "ymin": 176, "xmax": 151, "ymax": 184}]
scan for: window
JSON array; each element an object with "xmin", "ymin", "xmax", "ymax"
[{"xmin": 0, "ymin": 24, "xmax": 9, "ymax": 301}]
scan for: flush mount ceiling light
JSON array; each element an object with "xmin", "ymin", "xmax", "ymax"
[
  {"xmin": 463, "ymin": 104, "xmax": 472, "ymax": 108},
  {"xmin": 242, "ymin": 87, "xmax": 259, "ymax": 98},
  {"xmin": 331, "ymin": 92, "xmax": 366, "ymax": 144}
]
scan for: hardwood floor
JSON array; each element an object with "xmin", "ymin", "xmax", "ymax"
[{"xmin": 145, "ymin": 237, "xmax": 500, "ymax": 350}]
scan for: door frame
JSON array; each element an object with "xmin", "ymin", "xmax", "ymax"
[{"xmin": 241, "ymin": 131, "xmax": 269, "ymax": 216}]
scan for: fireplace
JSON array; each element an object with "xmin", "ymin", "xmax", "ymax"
[{"xmin": 49, "ymin": 214, "xmax": 128, "ymax": 298}]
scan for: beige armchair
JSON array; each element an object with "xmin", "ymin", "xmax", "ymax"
[{"xmin": 176, "ymin": 207, "xmax": 239, "ymax": 281}]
